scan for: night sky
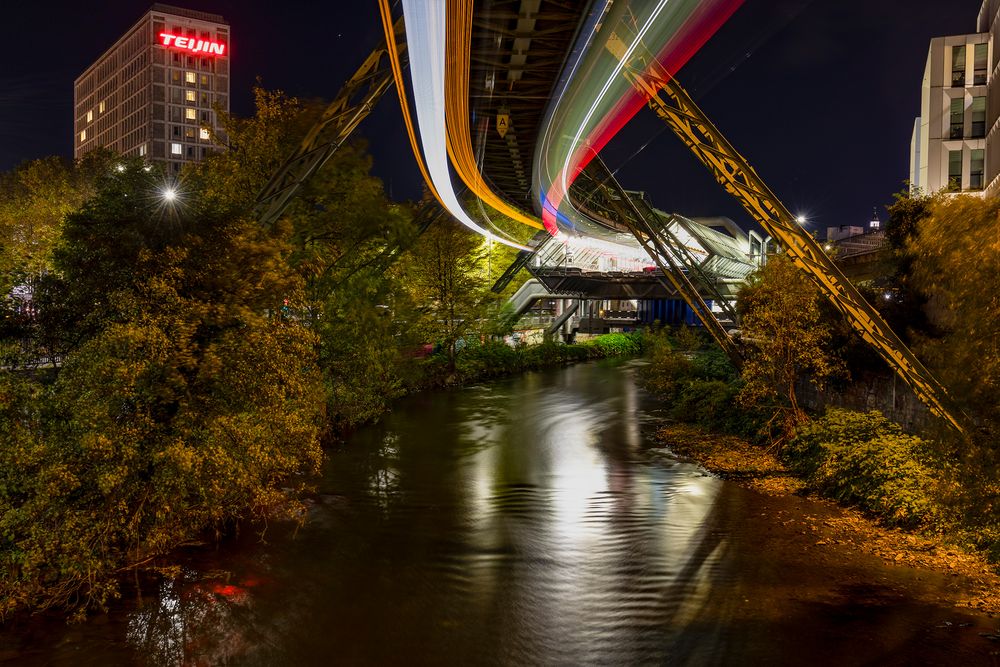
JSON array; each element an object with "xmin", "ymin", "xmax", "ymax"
[{"xmin": 0, "ymin": 0, "xmax": 984, "ymax": 233}]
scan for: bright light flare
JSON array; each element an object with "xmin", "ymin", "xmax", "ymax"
[{"xmin": 161, "ymin": 188, "xmax": 177, "ymax": 202}]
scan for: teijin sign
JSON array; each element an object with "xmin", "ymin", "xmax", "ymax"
[{"xmin": 159, "ymin": 33, "xmax": 226, "ymax": 56}]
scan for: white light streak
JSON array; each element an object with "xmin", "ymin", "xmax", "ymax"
[{"xmin": 401, "ymin": 0, "xmax": 528, "ymax": 250}]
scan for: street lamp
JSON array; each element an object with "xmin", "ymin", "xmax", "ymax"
[{"xmin": 161, "ymin": 187, "xmax": 177, "ymax": 203}]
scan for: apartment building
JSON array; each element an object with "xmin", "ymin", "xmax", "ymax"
[{"xmin": 73, "ymin": 4, "xmax": 230, "ymax": 174}]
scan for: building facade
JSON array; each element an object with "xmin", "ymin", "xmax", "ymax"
[
  {"xmin": 909, "ymin": 32, "xmax": 989, "ymax": 195},
  {"xmin": 74, "ymin": 4, "xmax": 230, "ymax": 174}
]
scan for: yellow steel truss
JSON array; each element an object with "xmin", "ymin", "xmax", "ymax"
[{"xmin": 605, "ymin": 33, "xmax": 963, "ymax": 432}]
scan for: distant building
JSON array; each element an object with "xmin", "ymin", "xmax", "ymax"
[
  {"xmin": 826, "ymin": 225, "xmax": 865, "ymax": 242},
  {"xmin": 73, "ymin": 4, "xmax": 230, "ymax": 174},
  {"xmin": 909, "ymin": 31, "xmax": 989, "ymax": 195}
]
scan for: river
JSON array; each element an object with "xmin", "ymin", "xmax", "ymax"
[{"xmin": 1, "ymin": 359, "xmax": 996, "ymax": 665}]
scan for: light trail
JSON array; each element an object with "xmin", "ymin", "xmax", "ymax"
[
  {"xmin": 444, "ymin": 0, "xmax": 543, "ymax": 231},
  {"xmin": 379, "ymin": 0, "xmax": 529, "ymax": 249},
  {"xmin": 534, "ymin": 0, "xmax": 744, "ymax": 235}
]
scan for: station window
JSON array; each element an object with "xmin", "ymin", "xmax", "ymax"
[
  {"xmin": 185, "ymin": 108, "xmax": 197, "ymax": 120},
  {"xmin": 86, "ymin": 110, "xmax": 93, "ymax": 123},
  {"xmin": 170, "ymin": 142, "xmax": 182, "ymax": 155},
  {"xmin": 185, "ymin": 71, "xmax": 196, "ymax": 84}
]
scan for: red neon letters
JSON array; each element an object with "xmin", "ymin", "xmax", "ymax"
[{"xmin": 159, "ymin": 33, "xmax": 226, "ymax": 56}]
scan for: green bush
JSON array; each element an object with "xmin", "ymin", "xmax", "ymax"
[
  {"xmin": 584, "ymin": 332, "xmax": 643, "ymax": 357},
  {"xmin": 785, "ymin": 409, "xmax": 942, "ymax": 529}
]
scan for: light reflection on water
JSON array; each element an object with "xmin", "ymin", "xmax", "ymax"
[
  {"xmin": 12, "ymin": 359, "xmax": 982, "ymax": 665},
  {"xmin": 118, "ymin": 359, "xmax": 734, "ymax": 665}
]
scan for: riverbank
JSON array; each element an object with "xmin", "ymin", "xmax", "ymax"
[{"xmin": 656, "ymin": 423, "xmax": 1000, "ymax": 616}]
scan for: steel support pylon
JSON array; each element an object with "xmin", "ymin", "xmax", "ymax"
[{"xmin": 605, "ymin": 32, "xmax": 964, "ymax": 433}]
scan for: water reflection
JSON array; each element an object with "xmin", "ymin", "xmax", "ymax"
[
  {"xmin": 114, "ymin": 360, "xmax": 740, "ymax": 665},
  {"xmin": 5, "ymin": 359, "xmax": 993, "ymax": 665}
]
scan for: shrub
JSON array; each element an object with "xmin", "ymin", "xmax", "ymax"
[{"xmin": 785, "ymin": 409, "xmax": 942, "ymax": 529}]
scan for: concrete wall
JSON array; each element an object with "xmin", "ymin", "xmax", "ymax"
[{"xmin": 797, "ymin": 372, "xmax": 932, "ymax": 434}]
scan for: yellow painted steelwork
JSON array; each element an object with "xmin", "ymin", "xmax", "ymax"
[
  {"xmin": 255, "ymin": 17, "xmax": 406, "ymax": 228},
  {"xmin": 605, "ymin": 33, "xmax": 964, "ymax": 433}
]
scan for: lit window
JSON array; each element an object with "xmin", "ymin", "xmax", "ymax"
[
  {"xmin": 975, "ymin": 43, "xmax": 989, "ymax": 85},
  {"xmin": 80, "ymin": 130, "xmax": 87, "ymax": 142},
  {"xmin": 185, "ymin": 90, "xmax": 196, "ymax": 102},
  {"xmin": 184, "ymin": 127, "xmax": 195, "ymax": 139},
  {"xmin": 953, "ymin": 45, "xmax": 967, "ymax": 87},
  {"xmin": 948, "ymin": 149, "xmax": 963, "ymax": 191},
  {"xmin": 171, "ymin": 142, "xmax": 182, "ymax": 155},
  {"xmin": 185, "ymin": 108, "xmax": 196, "ymax": 120},
  {"xmin": 138, "ymin": 144, "xmax": 147, "ymax": 157},
  {"xmin": 200, "ymin": 74, "xmax": 209, "ymax": 86},
  {"xmin": 199, "ymin": 128, "xmax": 210, "ymax": 140},
  {"xmin": 86, "ymin": 110, "xmax": 93, "ymax": 122},
  {"xmin": 185, "ymin": 71, "xmax": 196, "ymax": 84},
  {"xmin": 972, "ymin": 149, "xmax": 985, "ymax": 189},
  {"xmin": 972, "ymin": 96, "xmax": 987, "ymax": 137},
  {"xmin": 99, "ymin": 101, "xmax": 105, "ymax": 113}
]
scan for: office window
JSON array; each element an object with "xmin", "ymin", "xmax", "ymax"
[
  {"xmin": 79, "ymin": 130, "xmax": 86, "ymax": 142},
  {"xmin": 971, "ymin": 148, "xmax": 985, "ymax": 189},
  {"xmin": 975, "ymin": 43, "xmax": 989, "ymax": 85},
  {"xmin": 172, "ymin": 125, "xmax": 180, "ymax": 137},
  {"xmin": 170, "ymin": 142, "xmax": 182, "ymax": 155},
  {"xmin": 953, "ymin": 45, "xmax": 967, "ymax": 87},
  {"xmin": 184, "ymin": 127, "xmax": 195, "ymax": 139},
  {"xmin": 138, "ymin": 144, "xmax": 146, "ymax": 157},
  {"xmin": 948, "ymin": 149, "xmax": 963, "ymax": 191},
  {"xmin": 950, "ymin": 98, "xmax": 965, "ymax": 139},
  {"xmin": 185, "ymin": 90, "xmax": 196, "ymax": 102},
  {"xmin": 99, "ymin": 101, "xmax": 105, "ymax": 113},
  {"xmin": 972, "ymin": 96, "xmax": 987, "ymax": 137},
  {"xmin": 171, "ymin": 70, "xmax": 181, "ymax": 83},
  {"xmin": 185, "ymin": 71, "xmax": 196, "ymax": 84},
  {"xmin": 199, "ymin": 128, "xmax": 210, "ymax": 140},
  {"xmin": 200, "ymin": 74, "xmax": 209, "ymax": 86},
  {"xmin": 185, "ymin": 108, "xmax": 197, "ymax": 120},
  {"xmin": 86, "ymin": 110, "xmax": 93, "ymax": 123}
]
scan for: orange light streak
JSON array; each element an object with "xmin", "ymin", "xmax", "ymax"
[{"xmin": 444, "ymin": 0, "xmax": 544, "ymax": 230}]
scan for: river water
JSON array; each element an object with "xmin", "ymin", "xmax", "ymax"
[{"xmin": 2, "ymin": 359, "xmax": 997, "ymax": 665}]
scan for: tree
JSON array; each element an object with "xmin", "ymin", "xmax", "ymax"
[
  {"xmin": 907, "ymin": 194, "xmax": 1000, "ymax": 431},
  {"xmin": 736, "ymin": 255, "xmax": 845, "ymax": 443},
  {"xmin": 400, "ymin": 215, "xmax": 494, "ymax": 371},
  {"xmin": 0, "ymin": 161, "xmax": 325, "ymax": 618}
]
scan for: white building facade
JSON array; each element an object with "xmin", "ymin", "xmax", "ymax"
[
  {"xmin": 74, "ymin": 4, "xmax": 230, "ymax": 174},
  {"xmin": 909, "ymin": 32, "xmax": 989, "ymax": 195}
]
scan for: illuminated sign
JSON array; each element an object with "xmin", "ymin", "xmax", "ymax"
[{"xmin": 159, "ymin": 33, "xmax": 226, "ymax": 56}]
